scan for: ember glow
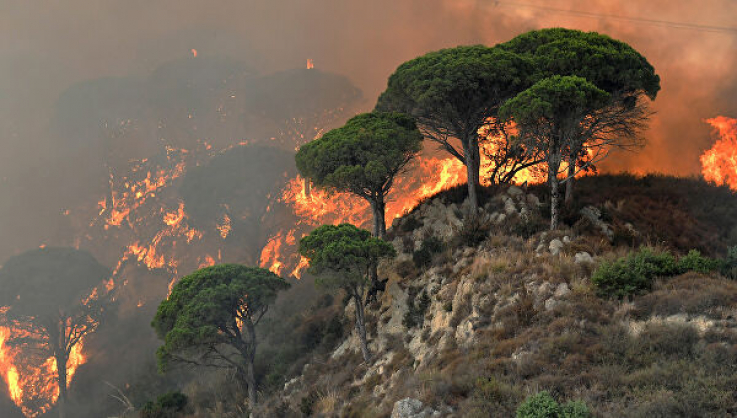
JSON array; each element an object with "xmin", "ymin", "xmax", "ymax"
[{"xmin": 701, "ymin": 116, "xmax": 737, "ymax": 190}]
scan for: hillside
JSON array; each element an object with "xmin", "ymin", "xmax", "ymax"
[{"xmin": 251, "ymin": 174, "xmax": 737, "ymax": 418}]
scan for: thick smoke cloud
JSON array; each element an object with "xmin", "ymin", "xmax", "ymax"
[{"xmin": 1, "ymin": 0, "xmax": 736, "ymax": 260}]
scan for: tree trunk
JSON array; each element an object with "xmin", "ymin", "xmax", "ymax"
[
  {"xmin": 549, "ymin": 152, "xmax": 562, "ymax": 230},
  {"xmin": 56, "ymin": 353, "xmax": 67, "ymax": 418},
  {"xmin": 246, "ymin": 361, "xmax": 257, "ymax": 409},
  {"xmin": 565, "ymin": 163, "xmax": 575, "ymax": 205},
  {"xmin": 353, "ymin": 293, "xmax": 371, "ymax": 362},
  {"xmin": 243, "ymin": 322, "xmax": 258, "ymax": 408},
  {"xmin": 368, "ymin": 197, "xmax": 385, "ymax": 290},
  {"xmin": 462, "ymin": 139, "xmax": 479, "ymax": 212},
  {"xmin": 370, "ymin": 197, "xmax": 386, "ymax": 239},
  {"xmin": 471, "ymin": 136, "xmax": 481, "ymax": 187}
]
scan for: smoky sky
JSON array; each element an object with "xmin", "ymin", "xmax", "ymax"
[{"xmin": 1, "ymin": 0, "xmax": 736, "ymax": 261}]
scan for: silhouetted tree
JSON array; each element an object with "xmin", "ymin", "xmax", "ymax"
[{"xmin": 0, "ymin": 247, "xmax": 112, "ymax": 418}]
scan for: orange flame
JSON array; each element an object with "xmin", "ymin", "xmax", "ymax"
[
  {"xmin": 191, "ymin": 48, "xmax": 198, "ymax": 58},
  {"xmin": 701, "ymin": 116, "xmax": 737, "ymax": 190},
  {"xmin": 0, "ymin": 321, "xmax": 87, "ymax": 417},
  {"xmin": 306, "ymin": 59, "xmax": 314, "ymax": 69}
]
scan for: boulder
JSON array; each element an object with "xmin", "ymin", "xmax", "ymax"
[
  {"xmin": 391, "ymin": 398, "xmax": 440, "ymax": 418},
  {"xmin": 549, "ymin": 239, "xmax": 565, "ymax": 256},
  {"xmin": 554, "ymin": 283, "xmax": 571, "ymax": 298},
  {"xmin": 574, "ymin": 252, "xmax": 594, "ymax": 264}
]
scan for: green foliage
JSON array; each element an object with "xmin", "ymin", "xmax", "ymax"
[
  {"xmin": 677, "ymin": 250, "xmax": 721, "ymax": 274},
  {"xmin": 499, "ymin": 75, "xmax": 610, "ymax": 127},
  {"xmin": 151, "ymin": 264, "xmax": 291, "ymax": 372},
  {"xmin": 560, "ymin": 401, "xmax": 592, "ymax": 418},
  {"xmin": 412, "ymin": 236, "xmax": 444, "ymax": 267},
  {"xmin": 295, "ymin": 112, "xmax": 423, "ymax": 198},
  {"xmin": 299, "ymin": 224, "xmax": 396, "ymax": 291},
  {"xmin": 403, "ymin": 289, "xmax": 431, "ymax": 329},
  {"xmin": 377, "ymin": 45, "xmax": 532, "ymax": 129},
  {"xmin": 594, "ymin": 247, "xmax": 731, "ymax": 299},
  {"xmin": 498, "ymin": 28, "xmax": 660, "ymax": 99},
  {"xmin": 516, "ymin": 391, "xmax": 590, "ymax": 418},
  {"xmin": 140, "ymin": 391, "xmax": 188, "ymax": 418},
  {"xmin": 592, "ymin": 248, "xmax": 678, "ymax": 299}
]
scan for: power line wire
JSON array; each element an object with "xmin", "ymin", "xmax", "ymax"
[{"xmin": 488, "ymin": 1, "xmax": 737, "ymax": 34}]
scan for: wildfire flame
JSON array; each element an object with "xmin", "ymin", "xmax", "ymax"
[
  {"xmin": 701, "ymin": 116, "xmax": 737, "ymax": 191},
  {"xmin": 0, "ymin": 318, "xmax": 87, "ymax": 417},
  {"xmin": 191, "ymin": 48, "xmax": 198, "ymax": 58},
  {"xmin": 306, "ymin": 59, "xmax": 314, "ymax": 70}
]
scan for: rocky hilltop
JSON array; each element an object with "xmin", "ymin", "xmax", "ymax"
[{"xmin": 259, "ymin": 174, "xmax": 737, "ymax": 418}]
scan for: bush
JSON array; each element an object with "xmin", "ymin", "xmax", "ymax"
[
  {"xmin": 457, "ymin": 213, "xmax": 491, "ymax": 247},
  {"xmin": 677, "ymin": 250, "xmax": 721, "ymax": 274},
  {"xmin": 592, "ymin": 247, "xmax": 678, "ymax": 299},
  {"xmin": 140, "ymin": 391, "xmax": 188, "ymax": 418},
  {"xmin": 516, "ymin": 391, "xmax": 591, "ymax": 418},
  {"xmin": 300, "ymin": 389, "xmax": 319, "ymax": 416},
  {"xmin": 413, "ymin": 236, "xmax": 444, "ymax": 267},
  {"xmin": 403, "ymin": 289, "xmax": 431, "ymax": 329},
  {"xmin": 720, "ymin": 246, "xmax": 737, "ymax": 279},
  {"xmin": 517, "ymin": 392, "xmax": 559, "ymax": 418}
]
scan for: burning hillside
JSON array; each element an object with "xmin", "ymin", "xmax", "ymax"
[{"xmin": 0, "ymin": 57, "xmax": 364, "ymax": 417}]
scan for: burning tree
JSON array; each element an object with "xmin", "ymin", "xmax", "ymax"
[
  {"xmin": 295, "ymin": 112, "xmax": 423, "ymax": 239},
  {"xmin": 376, "ymin": 45, "xmax": 532, "ymax": 210},
  {"xmin": 299, "ymin": 224, "xmax": 395, "ymax": 362},
  {"xmin": 0, "ymin": 247, "xmax": 112, "ymax": 418},
  {"xmin": 498, "ymin": 28, "xmax": 660, "ymax": 204},
  {"xmin": 152, "ymin": 264, "xmax": 290, "ymax": 408}
]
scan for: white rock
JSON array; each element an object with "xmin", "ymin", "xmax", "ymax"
[
  {"xmin": 554, "ymin": 283, "xmax": 571, "ymax": 298},
  {"xmin": 504, "ymin": 198, "xmax": 517, "ymax": 215},
  {"xmin": 544, "ymin": 298, "xmax": 560, "ymax": 311},
  {"xmin": 549, "ymin": 238, "xmax": 565, "ymax": 256},
  {"xmin": 574, "ymin": 252, "xmax": 594, "ymax": 264},
  {"xmin": 391, "ymin": 398, "xmax": 440, "ymax": 418}
]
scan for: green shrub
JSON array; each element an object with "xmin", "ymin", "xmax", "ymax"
[
  {"xmin": 516, "ymin": 391, "xmax": 591, "ymax": 418},
  {"xmin": 592, "ymin": 247, "xmax": 678, "ymax": 299},
  {"xmin": 677, "ymin": 250, "xmax": 721, "ymax": 274},
  {"xmin": 140, "ymin": 391, "xmax": 188, "ymax": 418},
  {"xmin": 560, "ymin": 400, "xmax": 591, "ymax": 418},
  {"xmin": 516, "ymin": 391, "xmax": 560, "ymax": 418}
]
